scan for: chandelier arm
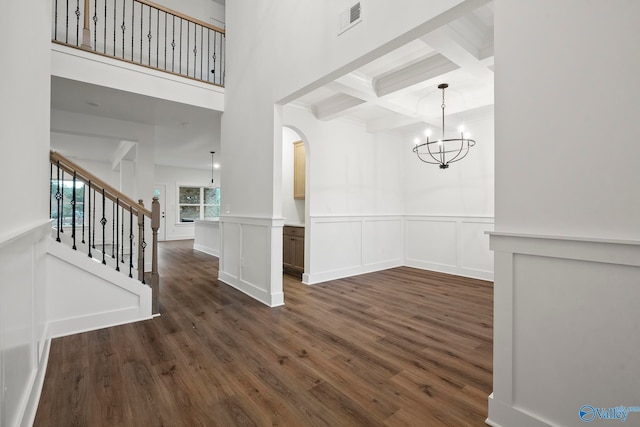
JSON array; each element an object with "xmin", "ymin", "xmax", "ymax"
[
  {"xmin": 445, "ymin": 139, "xmax": 466, "ymax": 164},
  {"xmin": 425, "ymin": 140, "xmax": 446, "ymax": 165},
  {"xmin": 413, "ymin": 143, "xmax": 442, "ymax": 164},
  {"xmin": 447, "ymin": 138, "xmax": 476, "ymax": 164}
]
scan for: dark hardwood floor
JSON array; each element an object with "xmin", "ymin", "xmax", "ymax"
[{"xmin": 34, "ymin": 240, "xmax": 493, "ymax": 426}]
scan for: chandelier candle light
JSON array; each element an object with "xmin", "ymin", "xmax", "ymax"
[{"xmin": 412, "ymin": 83, "xmax": 476, "ymax": 169}]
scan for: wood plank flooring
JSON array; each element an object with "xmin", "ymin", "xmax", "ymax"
[{"xmin": 34, "ymin": 240, "xmax": 493, "ymax": 426}]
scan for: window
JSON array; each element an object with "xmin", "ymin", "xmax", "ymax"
[
  {"xmin": 50, "ymin": 179, "xmax": 85, "ymax": 226},
  {"xmin": 178, "ymin": 186, "xmax": 220, "ymax": 222}
]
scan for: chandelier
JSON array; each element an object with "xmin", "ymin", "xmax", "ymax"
[{"xmin": 412, "ymin": 83, "xmax": 476, "ymax": 169}]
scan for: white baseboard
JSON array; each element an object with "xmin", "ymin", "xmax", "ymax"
[
  {"xmin": 218, "ymin": 271, "xmax": 284, "ymax": 307},
  {"xmin": 304, "ymin": 259, "xmax": 402, "ymax": 285},
  {"xmin": 193, "ymin": 243, "xmax": 219, "ymax": 257},
  {"xmin": 487, "ymin": 394, "xmax": 553, "ymax": 427},
  {"xmin": 405, "ymin": 259, "xmax": 494, "ymax": 281},
  {"xmin": 47, "ymin": 307, "xmax": 153, "ymax": 339},
  {"xmin": 20, "ymin": 337, "xmax": 52, "ymax": 427}
]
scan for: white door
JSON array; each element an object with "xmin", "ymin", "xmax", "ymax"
[{"xmin": 153, "ymin": 185, "xmax": 167, "ymax": 241}]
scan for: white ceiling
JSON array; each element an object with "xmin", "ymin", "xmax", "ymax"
[
  {"xmin": 50, "ymin": 76, "xmax": 221, "ymax": 171},
  {"xmin": 289, "ymin": 2, "xmax": 494, "ymax": 138},
  {"xmin": 50, "ymin": 1, "xmax": 493, "ymax": 171}
]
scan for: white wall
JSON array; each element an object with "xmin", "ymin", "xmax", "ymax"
[
  {"xmin": 283, "ymin": 106, "xmax": 404, "ymax": 284},
  {"xmin": 155, "ymin": 0, "xmax": 225, "ymax": 27},
  {"xmin": 155, "ymin": 164, "xmax": 217, "ymax": 240},
  {"xmin": 490, "ymin": 2, "xmax": 640, "ymax": 427},
  {"xmin": 51, "ymin": 109, "xmax": 156, "ymax": 208},
  {"xmin": 404, "ymin": 111, "xmax": 494, "ymax": 217},
  {"xmin": 221, "ymin": 0, "xmax": 485, "ymax": 303},
  {"xmin": 282, "ymin": 127, "xmax": 305, "ymax": 226},
  {"xmin": 0, "ymin": 0, "xmax": 52, "ymax": 425},
  {"xmin": 404, "ymin": 111, "xmax": 494, "ymax": 280}
]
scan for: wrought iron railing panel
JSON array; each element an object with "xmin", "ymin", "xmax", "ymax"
[
  {"xmin": 49, "ymin": 150, "xmax": 160, "ymax": 314},
  {"xmin": 52, "ymin": 0, "xmax": 225, "ymax": 86}
]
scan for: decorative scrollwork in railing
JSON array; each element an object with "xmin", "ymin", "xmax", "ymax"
[
  {"xmin": 52, "ymin": 0, "xmax": 225, "ymax": 86},
  {"xmin": 49, "ymin": 150, "xmax": 160, "ymax": 314}
]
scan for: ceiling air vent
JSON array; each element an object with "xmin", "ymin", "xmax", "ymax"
[{"xmin": 338, "ymin": 2, "xmax": 362, "ymax": 35}]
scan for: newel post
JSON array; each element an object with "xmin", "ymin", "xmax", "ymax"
[
  {"xmin": 81, "ymin": 0, "xmax": 92, "ymax": 50},
  {"xmin": 150, "ymin": 197, "xmax": 160, "ymax": 314},
  {"xmin": 137, "ymin": 199, "xmax": 145, "ymax": 283}
]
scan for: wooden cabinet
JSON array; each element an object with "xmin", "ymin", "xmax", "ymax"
[
  {"xmin": 293, "ymin": 141, "xmax": 305, "ymax": 199},
  {"xmin": 283, "ymin": 226, "xmax": 304, "ymax": 275}
]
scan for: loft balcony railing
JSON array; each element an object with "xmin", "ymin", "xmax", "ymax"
[
  {"xmin": 52, "ymin": 0, "xmax": 225, "ymax": 86},
  {"xmin": 50, "ymin": 150, "xmax": 161, "ymax": 314}
]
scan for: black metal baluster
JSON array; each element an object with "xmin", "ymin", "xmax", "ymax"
[
  {"xmin": 211, "ymin": 31, "xmax": 218, "ymax": 83},
  {"xmin": 55, "ymin": 0, "xmax": 59, "ymax": 41},
  {"xmin": 60, "ymin": 170, "xmax": 64, "ymax": 234},
  {"xmin": 200, "ymin": 26, "xmax": 203, "ymax": 80},
  {"xmin": 82, "ymin": 181, "xmax": 86, "ymax": 244},
  {"xmin": 121, "ymin": 0, "xmax": 125, "ymax": 58},
  {"xmin": 65, "ymin": 0, "xmax": 69, "ymax": 43},
  {"xmin": 88, "ymin": 180, "xmax": 92, "ymax": 258},
  {"xmin": 113, "ymin": 0, "xmax": 116, "ymax": 56},
  {"xmin": 92, "ymin": 187, "xmax": 96, "ymax": 249},
  {"xmin": 207, "ymin": 29, "xmax": 210, "ymax": 83},
  {"xmin": 121, "ymin": 206, "xmax": 125, "ymax": 264},
  {"xmin": 147, "ymin": 5, "xmax": 152, "ymax": 65},
  {"xmin": 164, "ymin": 12, "xmax": 167, "ymax": 70},
  {"xmin": 171, "ymin": 15, "xmax": 175, "ymax": 72},
  {"xmin": 131, "ymin": 0, "xmax": 134, "ymax": 61},
  {"xmin": 96, "ymin": 0, "xmax": 107, "ymax": 54},
  {"xmin": 55, "ymin": 162, "xmax": 61, "ymax": 242},
  {"xmin": 72, "ymin": 171, "xmax": 77, "ymax": 250},
  {"xmin": 75, "ymin": 0, "xmax": 80, "ymax": 46},
  {"xmin": 112, "ymin": 199, "xmax": 116, "ymax": 259},
  {"xmin": 140, "ymin": 3, "xmax": 143, "ymax": 64},
  {"xmin": 186, "ymin": 20, "xmax": 189, "ymax": 76},
  {"xmin": 129, "ymin": 207, "xmax": 133, "ymax": 278},
  {"xmin": 49, "ymin": 162, "xmax": 53, "ymax": 218},
  {"xmin": 141, "ymin": 215, "xmax": 146, "ymax": 284},
  {"xmin": 221, "ymin": 33, "xmax": 225, "ymax": 86},
  {"xmin": 179, "ymin": 18, "xmax": 183, "ymax": 74},
  {"xmin": 156, "ymin": 8, "xmax": 159, "ymax": 68},
  {"xmin": 101, "ymin": 188, "xmax": 106, "ymax": 265},
  {"xmin": 115, "ymin": 199, "xmax": 120, "ymax": 271},
  {"xmin": 92, "ymin": 0, "xmax": 97, "ymax": 50}
]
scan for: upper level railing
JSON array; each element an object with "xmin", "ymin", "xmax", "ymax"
[
  {"xmin": 50, "ymin": 150, "xmax": 161, "ymax": 314},
  {"xmin": 52, "ymin": 0, "xmax": 225, "ymax": 86}
]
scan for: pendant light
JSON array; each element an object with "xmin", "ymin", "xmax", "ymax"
[{"xmin": 412, "ymin": 83, "xmax": 476, "ymax": 169}]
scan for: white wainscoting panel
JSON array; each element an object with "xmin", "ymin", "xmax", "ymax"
[
  {"xmin": 0, "ymin": 221, "xmax": 50, "ymax": 427},
  {"xmin": 405, "ymin": 216, "xmax": 494, "ymax": 281},
  {"xmin": 46, "ymin": 240, "xmax": 153, "ymax": 338},
  {"xmin": 218, "ymin": 216, "xmax": 284, "ymax": 307},
  {"xmin": 304, "ymin": 215, "xmax": 403, "ymax": 284},
  {"xmin": 193, "ymin": 220, "xmax": 220, "ymax": 257},
  {"xmin": 487, "ymin": 232, "xmax": 640, "ymax": 427}
]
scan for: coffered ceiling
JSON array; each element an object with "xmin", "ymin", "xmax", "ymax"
[{"xmin": 290, "ymin": 2, "xmax": 494, "ymax": 137}]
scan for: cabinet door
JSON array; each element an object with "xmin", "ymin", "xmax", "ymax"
[
  {"xmin": 283, "ymin": 235, "xmax": 295, "ymax": 267},
  {"xmin": 293, "ymin": 236, "xmax": 304, "ymax": 270},
  {"xmin": 293, "ymin": 141, "xmax": 305, "ymax": 199}
]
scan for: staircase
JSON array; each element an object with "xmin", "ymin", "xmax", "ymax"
[{"xmin": 49, "ymin": 150, "xmax": 160, "ymax": 314}]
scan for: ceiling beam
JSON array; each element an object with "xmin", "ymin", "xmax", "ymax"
[
  {"xmin": 312, "ymin": 93, "xmax": 366, "ymax": 121},
  {"xmin": 374, "ymin": 54, "xmax": 459, "ymax": 97}
]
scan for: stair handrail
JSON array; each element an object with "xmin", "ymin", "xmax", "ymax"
[
  {"xmin": 51, "ymin": 150, "xmax": 151, "ymax": 217},
  {"xmin": 50, "ymin": 150, "xmax": 160, "ymax": 314}
]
